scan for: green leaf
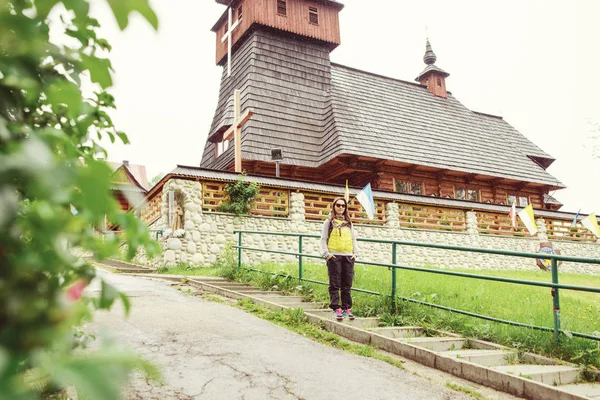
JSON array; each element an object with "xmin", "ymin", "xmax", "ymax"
[
  {"xmin": 106, "ymin": 0, "xmax": 159, "ymax": 31},
  {"xmin": 115, "ymin": 131, "xmax": 130, "ymax": 144},
  {"xmin": 46, "ymin": 80, "xmax": 83, "ymax": 117},
  {"xmin": 119, "ymin": 292, "xmax": 131, "ymax": 316},
  {"xmin": 95, "ymin": 281, "xmax": 119, "ymax": 310},
  {"xmin": 81, "ymin": 54, "xmax": 113, "ymax": 89}
]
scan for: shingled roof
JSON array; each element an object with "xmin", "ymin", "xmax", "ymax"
[{"xmin": 200, "ymin": 28, "xmax": 563, "ymax": 189}]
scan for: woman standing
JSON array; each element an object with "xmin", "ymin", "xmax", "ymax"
[{"xmin": 320, "ymin": 197, "xmax": 358, "ymax": 321}]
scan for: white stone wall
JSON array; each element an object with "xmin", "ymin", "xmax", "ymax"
[{"xmin": 146, "ymin": 179, "xmax": 600, "ymax": 275}]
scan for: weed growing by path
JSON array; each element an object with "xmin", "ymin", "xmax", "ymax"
[{"xmin": 234, "ymin": 299, "xmax": 405, "ymax": 369}]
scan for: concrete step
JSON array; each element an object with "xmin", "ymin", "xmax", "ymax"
[
  {"xmin": 559, "ymin": 382, "xmax": 600, "ymax": 398},
  {"xmin": 252, "ymin": 295, "xmax": 305, "ymax": 303},
  {"xmin": 281, "ymin": 302, "xmax": 327, "ymax": 309},
  {"xmin": 220, "ymin": 286, "xmax": 262, "ymax": 292},
  {"xmin": 398, "ymin": 337, "xmax": 466, "ymax": 352},
  {"xmin": 442, "ymin": 349, "xmax": 518, "ymax": 367},
  {"xmin": 367, "ymin": 326, "xmax": 425, "ymax": 339},
  {"xmin": 492, "ymin": 364, "xmax": 581, "ymax": 386}
]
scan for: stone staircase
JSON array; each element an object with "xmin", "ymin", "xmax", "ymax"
[
  {"xmin": 102, "ymin": 266, "xmax": 600, "ymax": 400},
  {"xmin": 93, "ymin": 259, "xmax": 155, "ymax": 274}
]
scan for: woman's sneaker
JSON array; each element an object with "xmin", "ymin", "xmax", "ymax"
[
  {"xmin": 343, "ymin": 308, "xmax": 355, "ymax": 320},
  {"xmin": 333, "ymin": 308, "xmax": 344, "ymax": 321}
]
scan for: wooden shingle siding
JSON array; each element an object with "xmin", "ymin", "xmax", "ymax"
[{"xmin": 202, "ymin": 29, "xmax": 334, "ymax": 171}]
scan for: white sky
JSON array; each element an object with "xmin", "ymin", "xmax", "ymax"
[{"xmin": 89, "ymin": 0, "xmax": 600, "ymax": 214}]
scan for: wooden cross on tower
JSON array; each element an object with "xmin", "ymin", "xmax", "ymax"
[
  {"xmin": 221, "ymin": 6, "xmax": 240, "ymax": 77},
  {"xmin": 222, "ymin": 89, "xmax": 253, "ymax": 172}
]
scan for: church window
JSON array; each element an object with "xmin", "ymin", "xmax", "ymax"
[
  {"xmin": 277, "ymin": 0, "xmax": 287, "ymax": 16},
  {"xmin": 237, "ymin": 5, "xmax": 243, "ymax": 20},
  {"xmin": 395, "ymin": 180, "xmax": 422, "ymax": 195},
  {"xmin": 508, "ymin": 195, "xmax": 529, "ymax": 207},
  {"xmin": 309, "ymin": 6, "xmax": 319, "ymax": 24},
  {"xmin": 455, "ymin": 187, "xmax": 479, "ymax": 202},
  {"xmin": 216, "ymin": 139, "xmax": 230, "ymax": 158},
  {"xmin": 437, "ymin": 77, "xmax": 442, "ymax": 87}
]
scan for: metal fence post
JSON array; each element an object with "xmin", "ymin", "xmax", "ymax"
[
  {"xmin": 551, "ymin": 258, "xmax": 561, "ymax": 341},
  {"xmin": 298, "ymin": 235, "xmax": 303, "ymax": 281},
  {"xmin": 391, "ymin": 242, "xmax": 397, "ymax": 312},
  {"xmin": 237, "ymin": 231, "xmax": 242, "ymax": 271}
]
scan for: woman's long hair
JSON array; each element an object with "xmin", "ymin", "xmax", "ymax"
[{"xmin": 328, "ymin": 197, "xmax": 352, "ymax": 226}]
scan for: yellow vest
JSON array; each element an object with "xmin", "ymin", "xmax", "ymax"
[{"xmin": 327, "ymin": 219, "xmax": 354, "ymax": 254}]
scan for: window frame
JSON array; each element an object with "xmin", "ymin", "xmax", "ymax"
[
  {"xmin": 454, "ymin": 186, "xmax": 480, "ymax": 202},
  {"xmin": 277, "ymin": 0, "xmax": 287, "ymax": 16},
  {"xmin": 308, "ymin": 6, "xmax": 319, "ymax": 25},
  {"xmin": 395, "ymin": 180, "xmax": 423, "ymax": 195}
]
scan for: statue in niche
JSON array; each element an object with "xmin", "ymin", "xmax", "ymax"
[{"xmin": 170, "ymin": 190, "xmax": 185, "ymax": 233}]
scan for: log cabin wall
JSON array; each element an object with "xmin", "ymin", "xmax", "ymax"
[
  {"xmin": 215, "ymin": 0, "xmax": 341, "ymax": 65},
  {"xmin": 239, "ymin": 160, "xmax": 549, "ymax": 209}
]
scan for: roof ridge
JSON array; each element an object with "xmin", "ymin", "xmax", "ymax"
[{"xmin": 331, "ymin": 62, "xmax": 448, "ymax": 92}]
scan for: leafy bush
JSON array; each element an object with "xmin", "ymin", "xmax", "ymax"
[
  {"xmin": 216, "ymin": 174, "xmax": 260, "ymax": 215},
  {"xmin": 0, "ymin": 1, "xmax": 161, "ymax": 398}
]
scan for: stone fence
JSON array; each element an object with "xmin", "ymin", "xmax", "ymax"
[{"xmin": 134, "ymin": 177, "xmax": 600, "ymax": 275}]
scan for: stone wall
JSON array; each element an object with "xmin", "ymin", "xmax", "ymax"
[{"xmin": 140, "ymin": 179, "xmax": 600, "ymax": 275}]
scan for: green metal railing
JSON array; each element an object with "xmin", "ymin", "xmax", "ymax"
[{"xmin": 233, "ymin": 230, "xmax": 600, "ymax": 342}]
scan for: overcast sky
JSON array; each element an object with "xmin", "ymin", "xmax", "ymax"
[{"xmin": 87, "ymin": 0, "xmax": 600, "ymax": 214}]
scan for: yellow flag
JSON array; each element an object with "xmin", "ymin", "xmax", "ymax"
[
  {"xmin": 517, "ymin": 204, "xmax": 537, "ymax": 236},
  {"xmin": 345, "ymin": 180, "xmax": 349, "ymax": 201},
  {"xmin": 581, "ymin": 213, "xmax": 600, "ymax": 238}
]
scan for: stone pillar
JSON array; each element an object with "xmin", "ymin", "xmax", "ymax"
[
  {"xmin": 385, "ymin": 202, "xmax": 400, "ymax": 228},
  {"xmin": 536, "ymin": 218, "xmax": 548, "ymax": 241},
  {"xmin": 466, "ymin": 211, "xmax": 478, "ymax": 235},
  {"xmin": 290, "ymin": 192, "xmax": 305, "ymax": 222}
]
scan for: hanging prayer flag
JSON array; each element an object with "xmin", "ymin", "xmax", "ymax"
[
  {"xmin": 571, "ymin": 209, "xmax": 581, "ymax": 228},
  {"xmin": 517, "ymin": 204, "xmax": 537, "ymax": 236},
  {"xmin": 509, "ymin": 202, "xmax": 517, "ymax": 230},
  {"xmin": 345, "ymin": 180, "xmax": 350, "ymax": 202},
  {"xmin": 581, "ymin": 213, "xmax": 600, "ymax": 238},
  {"xmin": 356, "ymin": 183, "xmax": 375, "ymax": 220}
]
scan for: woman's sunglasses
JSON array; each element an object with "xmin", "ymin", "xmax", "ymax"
[{"xmin": 334, "ymin": 203, "xmax": 346, "ymax": 208}]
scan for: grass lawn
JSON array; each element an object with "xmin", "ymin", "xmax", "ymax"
[{"xmin": 157, "ymin": 256, "xmax": 600, "ymax": 367}]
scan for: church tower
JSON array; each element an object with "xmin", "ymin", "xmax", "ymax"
[{"xmin": 201, "ymin": 0, "xmax": 344, "ymax": 174}]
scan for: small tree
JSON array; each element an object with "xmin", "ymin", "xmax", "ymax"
[{"xmin": 216, "ymin": 174, "xmax": 260, "ymax": 215}]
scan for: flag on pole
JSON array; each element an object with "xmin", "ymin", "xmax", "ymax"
[
  {"xmin": 356, "ymin": 183, "xmax": 375, "ymax": 220},
  {"xmin": 345, "ymin": 180, "xmax": 349, "ymax": 202},
  {"xmin": 517, "ymin": 204, "xmax": 537, "ymax": 236},
  {"xmin": 581, "ymin": 213, "xmax": 600, "ymax": 238},
  {"xmin": 571, "ymin": 209, "xmax": 581, "ymax": 228},
  {"xmin": 509, "ymin": 202, "xmax": 517, "ymax": 230}
]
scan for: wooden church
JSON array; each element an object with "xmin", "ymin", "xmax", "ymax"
[{"xmin": 200, "ymin": 0, "xmax": 565, "ymax": 211}]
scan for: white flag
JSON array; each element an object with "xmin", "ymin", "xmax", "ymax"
[{"xmin": 356, "ymin": 183, "xmax": 375, "ymax": 220}]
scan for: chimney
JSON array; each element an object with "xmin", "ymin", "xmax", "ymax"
[
  {"xmin": 415, "ymin": 39, "xmax": 450, "ymax": 98},
  {"xmin": 123, "ymin": 160, "xmax": 129, "ymax": 166}
]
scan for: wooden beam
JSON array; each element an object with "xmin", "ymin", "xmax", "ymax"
[
  {"xmin": 222, "ymin": 109, "xmax": 254, "ymax": 141},
  {"xmin": 464, "ymin": 173, "xmax": 478, "ymax": 184}
]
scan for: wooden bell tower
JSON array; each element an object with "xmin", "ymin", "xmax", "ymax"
[{"xmin": 212, "ymin": 0, "xmax": 344, "ymax": 67}]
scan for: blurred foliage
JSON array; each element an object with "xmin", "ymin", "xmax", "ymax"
[{"xmin": 0, "ymin": 0, "xmax": 161, "ymax": 398}]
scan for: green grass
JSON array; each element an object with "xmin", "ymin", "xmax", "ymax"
[
  {"xmin": 153, "ymin": 264, "xmax": 222, "ymax": 277},
  {"xmin": 154, "ymin": 253, "xmax": 600, "ymax": 368},
  {"xmin": 445, "ymin": 382, "xmax": 489, "ymax": 400},
  {"xmin": 229, "ymin": 298, "xmax": 405, "ymax": 370}
]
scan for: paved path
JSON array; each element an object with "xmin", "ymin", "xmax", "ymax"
[{"xmin": 86, "ymin": 271, "xmax": 493, "ymax": 400}]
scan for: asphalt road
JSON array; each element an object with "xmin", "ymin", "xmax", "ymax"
[{"xmin": 85, "ymin": 271, "xmax": 503, "ymax": 400}]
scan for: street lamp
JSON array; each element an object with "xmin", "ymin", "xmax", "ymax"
[{"xmin": 271, "ymin": 148, "xmax": 283, "ymax": 177}]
